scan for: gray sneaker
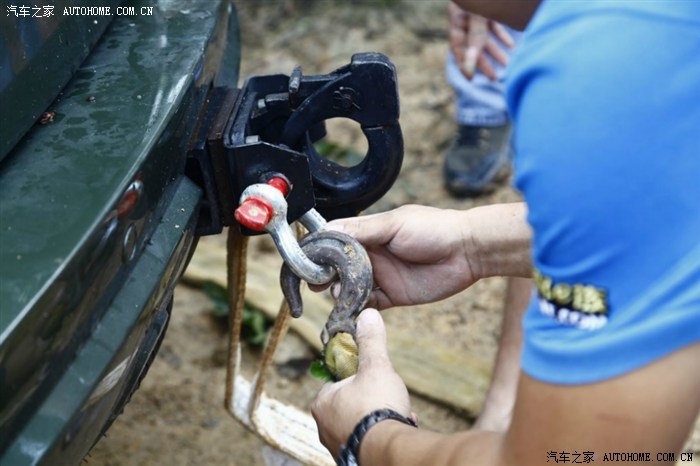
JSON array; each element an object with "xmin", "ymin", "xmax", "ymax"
[{"xmin": 443, "ymin": 123, "xmax": 512, "ymax": 197}]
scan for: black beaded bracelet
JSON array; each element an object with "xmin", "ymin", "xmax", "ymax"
[{"xmin": 337, "ymin": 408, "xmax": 418, "ymax": 466}]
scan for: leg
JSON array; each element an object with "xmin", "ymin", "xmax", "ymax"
[{"xmin": 443, "ymin": 25, "xmax": 521, "ymax": 197}]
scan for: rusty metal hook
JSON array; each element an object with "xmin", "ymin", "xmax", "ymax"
[{"xmin": 280, "ymin": 229, "xmax": 373, "ymax": 345}]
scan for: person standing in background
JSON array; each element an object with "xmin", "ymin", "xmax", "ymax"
[{"xmin": 443, "ymin": 2, "xmax": 521, "ymax": 197}]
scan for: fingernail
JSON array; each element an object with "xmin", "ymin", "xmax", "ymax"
[
  {"xmin": 331, "ymin": 282, "xmax": 341, "ymax": 299},
  {"xmin": 359, "ymin": 308, "xmax": 381, "ymax": 326},
  {"xmin": 464, "ymin": 47, "xmax": 478, "ymax": 78}
]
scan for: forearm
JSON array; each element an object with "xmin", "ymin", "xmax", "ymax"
[
  {"xmin": 463, "ymin": 202, "xmax": 532, "ymax": 280},
  {"xmin": 474, "ymin": 277, "xmax": 530, "ymax": 431},
  {"xmin": 359, "ymin": 421, "xmax": 503, "ymax": 466},
  {"xmin": 452, "ymin": 0, "xmax": 541, "ymax": 30}
]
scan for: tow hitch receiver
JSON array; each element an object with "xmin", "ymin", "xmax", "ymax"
[{"xmin": 187, "ymin": 52, "xmax": 403, "ymax": 236}]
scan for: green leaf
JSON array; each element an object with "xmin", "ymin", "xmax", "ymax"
[
  {"xmin": 309, "ymin": 359, "xmax": 335, "ymax": 382},
  {"xmin": 313, "ymin": 140, "xmax": 363, "ymax": 167},
  {"xmin": 243, "ymin": 305, "xmax": 269, "ymax": 346},
  {"xmin": 201, "ymin": 281, "xmax": 272, "ymax": 346},
  {"xmin": 202, "ymin": 281, "xmax": 229, "ymax": 317}
]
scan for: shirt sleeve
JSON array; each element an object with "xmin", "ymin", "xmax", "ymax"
[{"xmin": 507, "ymin": 3, "xmax": 700, "ymax": 384}]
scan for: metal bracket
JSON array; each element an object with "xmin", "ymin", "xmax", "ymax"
[{"xmin": 186, "ymin": 52, "xmax": 403, "ymax": 236}]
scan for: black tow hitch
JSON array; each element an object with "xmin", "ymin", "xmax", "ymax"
[{"xmin": 186, "ymin": 52, "xmax": 403, "ymax": 236}]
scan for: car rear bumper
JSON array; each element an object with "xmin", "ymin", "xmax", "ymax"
[
  {"xmin": 1, "ymin": 177, "xmax": 201, "ymax": 465},
  {"xmin": 0, "ymin": 0, "xmax": 240, "ymax": 463}
]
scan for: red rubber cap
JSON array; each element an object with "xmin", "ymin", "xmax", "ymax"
[
  {"xmin": 267, "ymin": 176, "xmax": 289, "ymax": 196},
  {"xmin": 234, "ymin": 197, "xmax": 273, "ymax": 231}
]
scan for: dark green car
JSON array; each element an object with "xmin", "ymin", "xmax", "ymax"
[
  {"xmin": 0, "ymin": 0, "xmax": 403, "ymax": 463},
  {"xmin": 0, "ymin": 1, "xmax": 241, "ymax": 463}
]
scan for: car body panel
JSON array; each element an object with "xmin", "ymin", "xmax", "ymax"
[
  {"xmin": 0, "ymin": 0, "xmax": 240, "ymax": 463},
  {"xmin": 1, "ymin": 177, "xmax": 201, "ymax": 465},
  {"xmin": 0, "ymin": 0, "xmax": 123, "ymax": 161}
]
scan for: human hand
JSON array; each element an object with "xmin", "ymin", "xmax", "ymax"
[
  {"xmin": 324, "ymin": 205, "xmax": 477, "ymax": 310},
  {"xmin": 311, "ymin": 308, "xmax": 413, "ymax": 458},
  {"xmin": 448, "ymin": 1, "xmax": 514, "ymax": 80}
]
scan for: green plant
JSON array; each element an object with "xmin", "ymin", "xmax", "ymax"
[
  {"xmin": 202, "ymin": 281, "xmax": 271, "ymax": 346},
  {"xmin": 313, "ymin": 140, "xmax": 364, "ymax": 167},
  {"xmin": 309, "ymin": 357, "xmax": 335, "ymax": 382}
]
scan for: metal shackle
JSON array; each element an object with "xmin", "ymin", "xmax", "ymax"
[{"xmin": 236, "ymin": 183, "xmax": 335, "ymax": 285}]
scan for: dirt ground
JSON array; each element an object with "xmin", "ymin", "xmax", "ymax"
[{"xmin": 89, "ymin": 1, "xmax": 699, "ymax": 465}]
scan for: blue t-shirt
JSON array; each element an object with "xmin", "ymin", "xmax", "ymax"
[{"xmin": 508, "ymin": 1, "xmax": 700, "ymax": 384}]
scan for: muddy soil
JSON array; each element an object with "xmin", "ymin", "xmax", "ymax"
[{"xmin": 89, "ymin": 1, "xmax": 699, "ymax": 465}]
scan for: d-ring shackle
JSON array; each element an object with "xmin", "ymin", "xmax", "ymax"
[
  {"xmin": 280, "ymin": 52, "xmax": 404, "ymax": 220},
  {"xmin": 236, "ymin": 180, "xmax": 336, "ymax": 285}
]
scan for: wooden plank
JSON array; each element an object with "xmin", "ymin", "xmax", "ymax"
[{"xmin": 183, "ymin": 235, "xmax": 490, "ymax": 415}]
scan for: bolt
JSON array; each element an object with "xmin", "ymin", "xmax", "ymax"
[{"xmin": 332, "ymin": 87, "xmax": 360, "ymax": 112}]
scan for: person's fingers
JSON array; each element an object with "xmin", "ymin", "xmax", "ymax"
[
  {"xmin": 314, "ymin": 377, "xmax": 352, "ymax": 402},
  {"xmin": 449, "ymin": 28, "xmax": 467, "ymax": 67},
  {"xmin": 490, "ymin": 21, "xmax": 515, "ymax": 48},
  {"xmin": 305, "ymin": 280, "xmax": 393, "ymax": 310},
  {"xmin": 326, "ymin": 213, "xmax": 396, "ymax": 246},
  {"xmin": 311, "ymin": 377, "xmax": 353, "ymax": 419},
  {"xmin": 485, "ymin": 40, "xmax": 509, "ymax": 68},
  {"xmin": 355, "ymin": 308, "xmax": 392, "ymax": 373},
  {"xmin": 366, "ymin": 288, "xmax": 392, "ymax": 311},
  {"xmin": 313, "ymin": 382, "xmax": 337, "ymax": 406},
  {"xmin": 463, "ymin": 15, "xmax": 488, "ymax": 80},
  {"xmin": 466, "ymin": 14, "xmax": 489, "ymax": 50},
  {"xmin": 477, "ymin": 53, "xmax": 497, "ymax": 81},
  {"xmin": 330, "ymin": 281, "xmax": 342, "ymax": 299},
  {"xmin": 364, "ymin": 280, "xmax": 397, "ymax": 310},
  {"xmin": 463, "ymin": 45, "xmax": 479, "ymax": 79},
  {"xmin": 448, "ymin": 2, "xmax": 469, "ymax": 27},
  {"xmin": 310, "ymin": 383, "xmax": 337, "ymax": 449},
  {"xmin": 308, "ymin": 281, "xmax": 333, "ymax": 293}
]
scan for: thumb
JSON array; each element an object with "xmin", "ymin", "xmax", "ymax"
[
  {"xmin": 326, "ymin": 212, "xmax": 394, "ymax": 247},
  {"xmin": 356, "ymin": 308, "xmax": 392, "ymax": 373}
]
